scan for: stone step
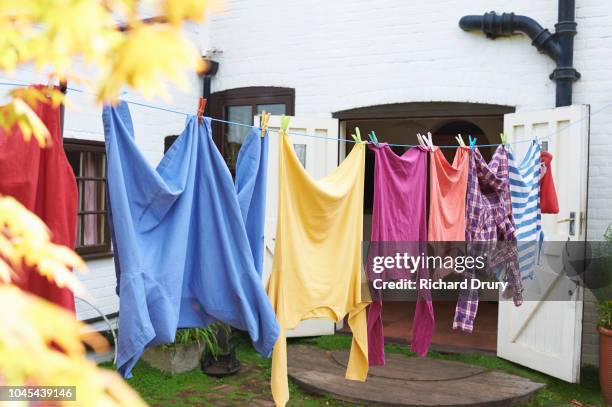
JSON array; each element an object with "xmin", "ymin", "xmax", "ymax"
[
  {"xmin": 332, "ymin": 350, "xmax": 485, "ymax": 381},
  {"xmin": 287, "ymin": 345, "xmax": 545, "ymax": 407}
]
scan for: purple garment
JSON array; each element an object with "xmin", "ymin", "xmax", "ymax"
[
  {"xmin": 464, "ymin": 147, "xmax": 515, "ymax": 242},
  {"xmin": 367, "ymin": 144, "xmax": 433, "ymax": 365},
  {"xmin": 454, "ymin": 147, "xmax": 522, "ymax": 332}
]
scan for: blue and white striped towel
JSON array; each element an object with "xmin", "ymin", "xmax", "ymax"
[{"xmin": 508, "ymin": 142, "xmax": 543, "ymax": 280}]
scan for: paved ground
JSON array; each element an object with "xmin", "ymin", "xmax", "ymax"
[
  {"xmin": 340, "ymin": 301, "xmax": 498, "ymax": 352},
  {"xmin": 287, "ymin": 345, "xmax": 545, "ymax": 406}
]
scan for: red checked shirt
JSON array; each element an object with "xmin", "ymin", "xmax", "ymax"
[{"xmin": 454, "ymin": 146, "xmax": 522, "ymax": 332}]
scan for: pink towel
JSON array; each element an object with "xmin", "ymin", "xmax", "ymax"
[{"xmin": 366, "ymin": 144, "xmax": 434, "ymax": 365}]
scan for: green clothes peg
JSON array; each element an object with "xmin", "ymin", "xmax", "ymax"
[
  {"xmin": 369, "ymin": 131, "xmax": 379, "ymax": 147},
  {"xmin": 280, "ymin": 115, "xmax": 290, "ymax": 134}
]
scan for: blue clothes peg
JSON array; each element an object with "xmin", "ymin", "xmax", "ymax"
[{"xmin": 469, "ymin": 135, "xmax": 477, "ymax": 150}]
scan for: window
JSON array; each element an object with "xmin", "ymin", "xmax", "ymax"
[
  {"xmin": 210, "ymin": 87, "xmax": 295, "ymax": 172},
  {"xmin": 293, "ymin": 144, "xmax": 307, "ymax": 167},
  {"xmin": 64, "ymin": 139, "xmax": 112, "ymax": 258}
]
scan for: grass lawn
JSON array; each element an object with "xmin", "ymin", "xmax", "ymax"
[
  {"xmin": 102, "ymin": 333, "xmax": 605, "ymax": 407},
  {"xmin": 101, "ymin": 334, "xmax": 354, "ymax": 406}
]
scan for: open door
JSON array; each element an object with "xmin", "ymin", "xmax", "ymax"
[
  {"xmin": 497, "ymin": 105, "xmax": 590, "ymax": 383},
  {"xmin": 257, "ymin": 114, "xmax": 340, "ymax": 337}
]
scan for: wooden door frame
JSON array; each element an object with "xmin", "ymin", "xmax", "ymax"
[{"xmin": 210, "ymin": 86, "xmax": 295, "ymax": 155}]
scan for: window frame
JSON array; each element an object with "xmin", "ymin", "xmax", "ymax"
[
  {"xmin": 210, "ymin": 86, "xmax": 295, "ymax": 156},
  {"xmin": 63, "ymin": 138, "xmax": 113, "ymax": 259}
]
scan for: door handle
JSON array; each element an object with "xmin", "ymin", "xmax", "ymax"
[{"xmin": 557, "ymin": 211, "xmax": 576, "ymax": 236}]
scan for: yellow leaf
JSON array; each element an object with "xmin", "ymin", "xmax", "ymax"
[
  {"xmin": 42, "ymin": 243, "xmax": 87, "ymax": 271},
  {"xmin": 0, "ymin": 0, "xmax": 219, "ymax": 129},
  {"xmin": 0, "ymin": 196, "xmax": 87, "ymax": 294},
  {"xmin": 0, "ymin": 196, "xmax": 51, "ymax": 240},
  {"xmin": 159, "ymin": 0, "xmax": 221, "ymax": 24},
  {"xmin": 0, "ymin": 234, "xmax": 18, "ymax": 263},
  {"xmin": 97, "ymin": 24, "xmax": 204, "ymax": 102},
  {"xmin": 13, "ymin": 98, "xmax": 52, "ymax": 147},
  {"xmin": 0, "ymin": 286, "xmax": 147, "ymax": 406},
  {"xmin": 0, "ymin": 94, "xmax": 52, "ymax": 147},
  {"xmin": 0, "ymin": 258, "xmax": 12, "ymax": 283}
]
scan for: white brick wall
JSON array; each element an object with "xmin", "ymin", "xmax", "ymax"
[{"xmin": 205, "ymin": 0, "xmax": 612, "ymax": 367}]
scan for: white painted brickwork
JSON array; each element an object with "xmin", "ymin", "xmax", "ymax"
[{"xmin": 1, "ymin": 0, "xmax": 610, "ymax": 367}]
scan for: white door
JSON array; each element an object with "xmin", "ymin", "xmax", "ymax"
[
  {"xmin": 257, "ymin": 114, "xmax": 339, "ymax": 337},
  {"xmin": 497, "ymin": 105, "xmax": 590, "ymax": 383}
]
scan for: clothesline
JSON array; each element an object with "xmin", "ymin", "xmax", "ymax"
[
  {"xmin": 1, "ymin": 80, "xmax": 610, "ymax": 149},
  {"xmin": 113, "ymin": 99, "xmax": 612, "ymax": 149}
]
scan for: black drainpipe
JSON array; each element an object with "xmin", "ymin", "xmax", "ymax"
[
  {"xmin": 59, "ymin": 79, "xmax": 68, "ymax": 135},
  {"xmin": 459, "ymin": 0, "xmax": 580, "ymax": 107},
  {"xmin": 202, "ymin": 59, "xmax": 219, "ymax": 116}
]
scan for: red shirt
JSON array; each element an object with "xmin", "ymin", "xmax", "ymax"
[
  {"xmin": 540, "ymin": 151, "xmax": 560, "ymax": 214},
  {"xmin": 0, "ymin": 85, "xmax": 78, "ymax": 311}
]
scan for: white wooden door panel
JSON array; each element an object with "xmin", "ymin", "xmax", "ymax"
[
  {"xmin": 258, "ymin": 115, "xmax": 339, "ymax": 338},
  {"xmin": 497, "ymin": 105, "xmax": 589, "ymax": 383}
]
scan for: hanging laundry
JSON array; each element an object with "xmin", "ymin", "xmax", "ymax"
[
  {"xmin": 464, "ymin": 147, "xmax": 515, "ymax": 241},
  {"xmin": 428, "ymin": 146, "xmax": 470, "ymax": 285},
  {"xmin": 428, "ymin": 146, "xmax": 470, "ymax": 241},
  {"xmin": 508, "ymin": 142, "xmax": 543, "ymax": 280},
  {"xmin": 540, "ymin": 151, "xmax": 559, "ymax": 214},
  {"xmin": 235, "ymin": 128, "xmax": 269, "ymax": 277},
  {"xmin": 454, "ymin": 146, "xmax": 522, "ymax": 332},
  {"xmin": 102, "ymin": 102, "xmax": 279, "ymax": 378},
  {"xmin": 267, "ymin": 132, "xmax": 369, "ymax": 407},
  {"xmin": 0, "ymin": 85, "xmax": 77, "ymax": 312},
  {"xmin": 366, "ymin": 144, "xmax": 433, "ymax": 364}
]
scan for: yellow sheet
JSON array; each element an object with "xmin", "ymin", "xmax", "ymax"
[{"xmin": 267, "ymin": 132, "xmax": 370, "ymax": 406}]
